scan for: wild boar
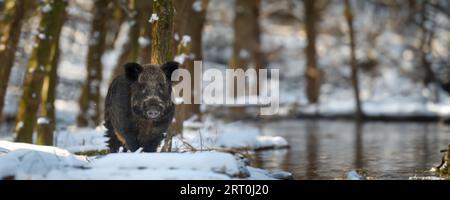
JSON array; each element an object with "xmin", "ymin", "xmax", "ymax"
[{"xmin": 104, "ymin": 61, "xmax": 179, "ymax": 152}]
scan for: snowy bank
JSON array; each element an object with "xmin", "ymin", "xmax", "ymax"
[
  {"xmin": 0, "ymin": 141, "xmax": 290, "ymax": 180},
  {"xmin": 0, "ymin": 141, "xmax": 88, "ymax": 179},
  {"xmin": 173, "ymin": 120, "xmax": 289, "ymax": 152},
  {"xmin": 50, "ymin": 119, "xmax": 289, "ymax": 154}
]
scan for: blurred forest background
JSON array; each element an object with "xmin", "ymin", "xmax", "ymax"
[{"xmin": 0, "ymin": 0, "xmax": 449, "ymax": 147}]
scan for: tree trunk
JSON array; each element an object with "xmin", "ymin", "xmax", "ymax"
[
  {"xmin": 150, "ymin": 0, "xmax": 176, "ymax": 152},
  {"xmin": 418, "ymin": 2, "xmax": 437, "ymax": 101},
  {"xmin": 174, "ymin": 0, "xmax": 209, "ymax": 121},
  {"xmin": 230, "ymin": 0, "xmax": 262, "ymax": 116},
  {"xmin": 15, "ymin": 0, "xmax": 67, "ymax": 143},
  {"xmin": 304, "ymin": 0, "xmax": 320, "ymax": 104},
  {"xmin": 137, "ymin": 0, "xmax": 153, "ymax": 64},
  {"xmin": 344, "ymin": 0, "xmax": 364, "ymax": 122},
  {"xmin": 150, "ymin": 0, "xmax": 174, "ymax": 65},
  {"xmin": 36, "ymin": 37, "xmax": 62, "ymax": 145},
  {"xmin": 0, "ymin": 0, "xmax": 28, "ymax": 122},
  {"xmin": 77, "ymin": 0, "xmax": 111, "ymax": 127},
  {"xmin": 111, "ymin": 0, "xmax": 140, "ymax": 79}
]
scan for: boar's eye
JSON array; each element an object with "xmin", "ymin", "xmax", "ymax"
[{"xmin": 138, "ymin": 84, "xmax": 146, "ymax": 91}]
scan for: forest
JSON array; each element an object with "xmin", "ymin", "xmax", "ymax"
[{"xmin": 0, "ymin": 0, "xmax": 449, "ymax": 180}]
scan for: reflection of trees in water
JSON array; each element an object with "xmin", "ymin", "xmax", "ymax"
[
  {"xmin": 305, "ymin": 121, "xmax": 319, "ymax": 179},
  {"xmin": 354, "ymin": 123, "xmax": 364, "ymax": 169},
  {"xmin": 414, "ymin": 124, "xmax": 430, "ymax": 170}
]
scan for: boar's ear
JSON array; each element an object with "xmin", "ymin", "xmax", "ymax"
[
  {"xmin": 124, "ymin": 62, "xmax": 143, "ymax": 82},
  {"xmin": 161, "ymin": 61, "xmax": 179, "ymax": 81}
]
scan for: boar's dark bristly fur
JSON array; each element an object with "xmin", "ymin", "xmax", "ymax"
[{"xmin": 104, "ymin": 62, "xmax": 179, "ymax": 152}]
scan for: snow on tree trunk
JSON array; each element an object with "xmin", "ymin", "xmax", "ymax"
[
  {"xmin": 150, "ymin": 0, "xmax": 177, "ymax": 152},
  {"xmin": 77, "ymin": 0, "xmax": 111, "ymax": 127},
  {"xmin": 15, "ymin": 0, "xmax": 67, "ymax": 143},
  {"xmin": 0, "ymin": 0, "xmax": 29, "ymax": 122},
  {"xmin": 150, "ymin": 0, "xmax": 174, "ymax": 65}
]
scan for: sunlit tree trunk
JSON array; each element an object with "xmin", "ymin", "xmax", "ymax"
[
  {"xmin": 304, "ymin": 0, "xmax": 320, "ymax": 104},
  {"xmin": 151, "ymin": 0, "xmax": 174, "ymax": 65},
  {"xmin": 230, "ymin": 0, "xmax": 262, "ymax": 115},
  {"xmin": 0, "ymin": 0, "xmax": 29, "ymax": 122},
  {"xmin": 344, "ymin": 0, "xmax": 364, "ymax": 122},
  {"xmin": 15, "ymin": 0, "xmax": 67, "ymax": 143},
  {"xmin": 37, "ymin": 37, "xmax": 62, "ymax": 145},
  {"xmin": 149, "ymin": 0, "xmax": 176, "ymax": 152},
  {"xmin": 77, "ymin": 0, "xmax": 111, "ymax": 127}
]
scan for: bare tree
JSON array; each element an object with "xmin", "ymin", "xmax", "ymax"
[
  {"xmin": 36, "ymin": 36, "xmax": 62, "ymax": 145},
  {"xmin": 304, "ymin": 0, "xmax": 321, "ymax": 104},
  {"xmin": 344, "ymin": 0, "xmax": 364, "ymax": 121},
  {"xmin": 149, "ymin": 0, "xmax": 176, "ymax": 152},
  {"xmin": 230, "ymin": 0, "xmax": 263, "ymax": 115},
  {"xmin": 174, "ymin": 0, "xmax": 209, "ymax": 120},
  {"xmin": 15, "ymin": 0, "xmax": 68, "ymax": 143},
  {"xmin": 0, "ymin": 0, "xmax": 32, "ymax": 122},
  {"xmin": 111, "ymin": 0, "xmax": 148, "ymax": 80},
  {"xmin": 137, "ymin": 0, "xmax": 153, "ymax": 64},
  {"xmin": 77, "ymin": 0, "xmax": 111, "ymax": 127}
]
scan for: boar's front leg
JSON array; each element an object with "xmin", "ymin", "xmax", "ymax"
[
  {"xmin": 111, "ymin": 107, "xmax": 141, "ymax": 152},
  {"xmin": 115, "ymin": 125, "xmax": 140, "ymax": 152},
  {"xmin": 141, "ymin": 134, "xmax": 164, "ymax": 152}
]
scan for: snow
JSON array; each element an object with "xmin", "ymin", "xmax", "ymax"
[
  {"xmin": 138, "ymin": 37, "xmax": 150, "ymax": 47},
  {"xmin": 216, "ymin": 122, "xmax": 289, "ymax": 150},
  {"xmin": 171, "ymin": 119, "xmax": 289, "ymax": 152},
  {"xmin": 0, "ymin": 141, "xmax": 284, "ymax": 180},
  {"xmin": 0, "ymin": 141, "xmax": 88, "ymax": 179},
  {"xmin": 91, "ymin": 152, "xmax": 244, "ymax": 177},
  {"xmin": 174, "ymin": 53, "xmax": 188, "ymax": 64},
  {"xmin": 55, "ymin": 126, "xmax": 108, "ymax": 153},
  {"xmin": 408, "ymin": 176, "xmax": 445, "ymax": 180},
  {"xmin": 346, "ymin": 170, "xmax": 366, "ymax": 180},
  {"xmin": 37, "ymin": 117, "xmax": 50, "ymax": 125},
  {"xmin": 192, "ymin": 0, "xmax": 203, "ymax": 12},
  {"xmin": 181, "ymin": 35, "xmax": 192, "ymax": 47},
  {"xmin": 148, "ymin": 14, "xmax": 159, "ymax": 23},
  {"xmin": 41, "ymin": 4, "xmax": 52, "ymax": 13}
]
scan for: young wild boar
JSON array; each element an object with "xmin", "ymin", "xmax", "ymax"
[{"xmin": 104, "ymin": 61, "xmax": 179, "ymax": 152}]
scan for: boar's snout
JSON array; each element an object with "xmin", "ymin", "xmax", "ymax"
[{"xmin": 146, "ymin": 106, "xmax": 161, "ymax": 119}]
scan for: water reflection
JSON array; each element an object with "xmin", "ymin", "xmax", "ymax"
[{"xmin": 251, "ymin": 120, "xmax": 450, "ymax": 180}]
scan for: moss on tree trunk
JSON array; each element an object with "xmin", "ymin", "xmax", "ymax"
[
  {"xmin": 37, "ymin": 37, "xmax": 62, "ymax": 145},
  {"xmin": 15, "ymin": 0, "xmax": 67, "ymax": 143},
  {"xmin": 0, "ymin": 0, "xmax": 29, "ymax": 122},
  {"xmin": 150, "ymin": 0, "xmax": 177, "ymax": 152}
]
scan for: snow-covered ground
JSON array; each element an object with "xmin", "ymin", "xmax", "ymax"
[
  {"xmin": 0, "ymin": 141, "xmax": 291, "ymax": 180},
  {"xmin": 0, "ymin": 117, "xmax": 290, "ymax": 180},
  {"xmin": 1, "ymin": 117, "xmax": 288, "ymax": 154}
]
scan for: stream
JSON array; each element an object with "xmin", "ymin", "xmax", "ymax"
[{"xmin": 251, "ymin": 120, "xmax": 450, "ymax": 180}]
